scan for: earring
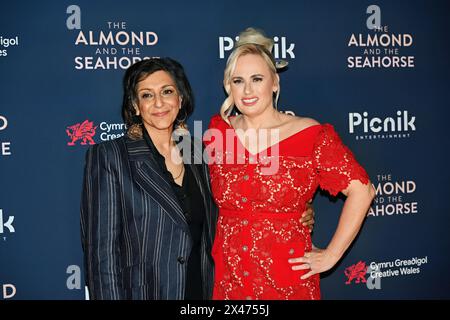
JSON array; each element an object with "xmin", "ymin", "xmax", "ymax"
[
  {"xmin": 177, "ymin": 108, "xmax": 187, "ymax": 123},
  {"xmin": 174, "ymin": 108, "xmax": 189, "ymax": 136},
  {"xmin": 128, "ymin": 123, "xmax": 143, "ymax": 139},
  {"xmin": 128, "ymin": 112, "xmax": 143, "ymax": 139}
]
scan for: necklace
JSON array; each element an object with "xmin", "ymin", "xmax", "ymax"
[{"xmin": 173, "ymin": 164, "xmax": 184, "ymax": 180}]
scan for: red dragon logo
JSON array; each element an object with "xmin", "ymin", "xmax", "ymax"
[
  {"xmin": 66, "ymin": 120, "xmax": 97, "ymax": 146},
  {"xmin": 345, "ymin": 261, "xmax": 368, "ymax": 284}
]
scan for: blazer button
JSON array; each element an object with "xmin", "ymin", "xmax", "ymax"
[{"xmin": 177, "ymin": 257, "xmax": 186, "ymax": 264}]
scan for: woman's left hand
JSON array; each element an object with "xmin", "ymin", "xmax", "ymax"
[{"xmin": 288, "ymin": 247, "xmax": 339, "ymax": 280}]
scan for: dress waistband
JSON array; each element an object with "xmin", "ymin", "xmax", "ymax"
[{"xmin": 220, "ymin": 208, "xmax": 302, "ymax": 220}]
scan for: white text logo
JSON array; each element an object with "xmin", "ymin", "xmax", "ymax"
[
  {"xmin": 2, "ymin": 284, "xmax": 16, "ymax": 299},
  {"xmin": 0, "ymin": 115, "xmax": 11, "ymax": 156},
  {"xmin": 67, "ymin": 6, "xmax": 158, "ymax": 70},
  {"xmin": 369, "ymin": 174, "xmax": 418, "ymax": 217},
  {"xmin": 349, "ymin": 110, "xmax": 416, "ymax": 140},
  {"xmin": 0, "ymin": 36, "xmax": 19, "ymax": 58},
  {"xmin": 347, "ymin": 5, "xmax": 415, "ymax": 69},
  {"xmin": 0, "ymin": 209, "xmax": 15, "ymax": 234},
  {"xmin": 219, "ymin": 36, "xmax": 295, "ymax": 59}
]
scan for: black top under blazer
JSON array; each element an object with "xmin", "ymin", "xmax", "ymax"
[{"xmin": 80, "ymin": 134, "xmax": 217, "ymax": 300}]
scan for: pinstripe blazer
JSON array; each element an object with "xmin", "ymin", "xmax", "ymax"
[{"xmin": 80, "ymin": 134, "xmax": 217, "ymax": 300}]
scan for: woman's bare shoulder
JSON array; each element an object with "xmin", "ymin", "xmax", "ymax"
[{"xmin": 283, "ymin": 114, "xmax": 321, "ymax": 131}]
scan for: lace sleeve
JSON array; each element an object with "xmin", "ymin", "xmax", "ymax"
[{"xmin": 313, "ymin": 124, "xmax": 369, "ymax": 196}]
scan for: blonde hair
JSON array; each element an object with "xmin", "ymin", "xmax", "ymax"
[{"xmin": 220, "ymin": 28, "xmax": 280, "ymax": 123}]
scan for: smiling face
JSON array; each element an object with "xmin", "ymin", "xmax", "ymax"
[
  {"xmin": 135, "ymin": 70, "xmax": 182, "ymax": 134},
  {"xmin": 229, "ymin": 53, "xmax": 279, "ymax": 118}
]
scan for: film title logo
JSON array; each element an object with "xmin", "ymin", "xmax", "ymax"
[
  {"xmin": 66, "ymin": 5, "xmax": 159, "ymax": 70},
  {"xmin": 369, "ymin": 174, "xmax": 418, "ymax": 217},
  {"xmin": 0, "ymin": 115, "xmax": 12, "ymax": 156},
  {"xmin": 2, "ymin": 284, "xmax": 16, "ymax": 299},
  {"xmin": 347, "ymin": 5, "xmax": 415, "ymax": 69}
]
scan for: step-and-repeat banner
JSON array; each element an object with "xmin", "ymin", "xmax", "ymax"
[{"xmin": 1, "ymin": 0, "xmax": 449, "ymax": 299}]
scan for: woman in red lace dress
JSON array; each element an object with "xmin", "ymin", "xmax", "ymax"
[{"xmin": 203, "ymin": 28, "xmax": 375, "ymax": 300}]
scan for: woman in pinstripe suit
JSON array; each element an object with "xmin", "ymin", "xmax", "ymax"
[
  {"xmin": 80, "ymin": 58, "xmax": 315, "ymax": 300},
  {"xmin": 81, "ymin": 58, "xmax": 218, "ymax": 300}
]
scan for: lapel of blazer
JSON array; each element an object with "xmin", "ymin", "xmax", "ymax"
[
  {"xmin": 183, "ymin": 136, "xmax": 214, "ymax": 244},
  {"xmin": 125, "ymin": 136, "xmax": 189, "ymax": 231}
]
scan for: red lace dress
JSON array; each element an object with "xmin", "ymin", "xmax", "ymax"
[{"xmin": 204, "ymin": 115, "xmax": 369, "ymax": 300}]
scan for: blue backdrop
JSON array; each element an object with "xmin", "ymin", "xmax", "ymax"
[{"xmin": 1, "ymin": 0, "xmax": 449, "ymax": 299}]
